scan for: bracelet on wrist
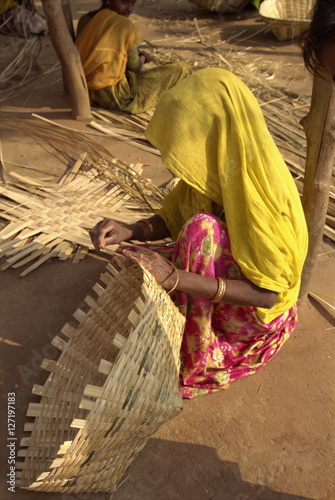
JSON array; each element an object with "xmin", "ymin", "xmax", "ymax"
[
  {"xmin": 158, "ymin": 260, "xmax": 180, "ymax": 294},
  {"xmin": 211, "ymin": 277, "xmax": 227, "ymax": 303},
  {"xmin": 167, "ymin": 268, "xmax": 179, "ymax": 294},
  {"xmin": 138, "ymin": 219, "xmax": 154, "ymax": 241}
]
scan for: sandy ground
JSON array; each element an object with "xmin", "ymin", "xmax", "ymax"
[{"xmin": 0, "ymin": 1, "xmax": 335, "ymax": 499}]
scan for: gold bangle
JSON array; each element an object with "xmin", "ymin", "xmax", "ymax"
[
  {"xmin": 167, "ymin": 268, "xmax": 179, "ymax": 294},
  {"xmin": 211, "ymin": 277, "xmax": 227, "ymax": 303},
  {"xmin": 138, "ymin": 219, "xmax": 154, "ymax": 241}
]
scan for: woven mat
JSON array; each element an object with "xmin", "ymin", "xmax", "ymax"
[
  {"xmin": 0, "ymin": 161, "xmax": 164, "ymax": 275},
  {"xmin": 16, "ymin": 256, "xmax": 185, "ymax": 493}
]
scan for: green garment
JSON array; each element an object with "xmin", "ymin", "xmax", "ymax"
[{"xmin": 89, "ymin": 62, "xmax": 192, "ymax": 115}]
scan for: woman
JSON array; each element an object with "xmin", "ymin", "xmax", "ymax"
[
  {"xmin": 75, "ymin": 0, "xmax": 191, "ymax": 114},
  {"xmin": 90, "ymin": 69, "xmax": 308, "ymax": 399},
  {"xmin": 301, "ymin": 0, "xmax": 335, "ymax": 80}
]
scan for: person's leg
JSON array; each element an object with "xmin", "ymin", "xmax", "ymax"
[
  {"xmin": 88, "ymin": 63, "xmax": 191, "ymax": 114},
  {"xmin": 125, "ymin": 62, "xmax": 192, "ymax": 114},
  {"xmin": 88, "ymin": 73, "xmax": 136, "ymax": 111}
]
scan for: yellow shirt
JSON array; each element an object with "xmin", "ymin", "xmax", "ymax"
[{"xmin": 75, "ymin": 9, "xmax": 141, "ymax": 90}]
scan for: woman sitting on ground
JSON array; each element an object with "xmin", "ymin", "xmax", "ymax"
[
  {"xmin": 89, "ymin": 68, "xmax": 308, "ymax": 399},
  {"xmin": 75, "ymin": 0, "xmax": 191, "ymax": 115},
  {"xmin": 301, "ymin": 0, "xmax": 335, "ymax": 79}
]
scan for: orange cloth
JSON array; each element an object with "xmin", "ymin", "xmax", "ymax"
[{"xmin": 75, "ymin": 9, "xmax": 140, "ymax": 90}]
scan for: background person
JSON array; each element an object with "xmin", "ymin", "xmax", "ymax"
[
  {"xmin": 301, "ymin": 0, "xmax": 335, "ymax": 80},
  {"xmin": 75, "ymin": 0, "xmax": 191, "ymax": 114}
]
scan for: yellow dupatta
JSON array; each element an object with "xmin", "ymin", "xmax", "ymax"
[
  {"xmin": 145, "ymin": 68, "xmax": 308, "ymax": 323},
  {"xmin": 75, "ymin": 9, "xmax": 140, "ymax": 90}
]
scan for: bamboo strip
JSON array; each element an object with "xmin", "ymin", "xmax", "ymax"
[
  {"xmin": 58, "ymin": 153, "xmax": 87, "ymax": 186},
  {"xmin": 20, "ymin": 247, "xmax": 61, "ymax": 276},
  {"xmin": 98, "ymin": 359, "xmax": 113, "ymax": 375},
  {"xmin": 88, "ymin": 121, "xmax": 159, "ymax": 155},
  {"xmin": 0, "ymin": 220, "xmax": 30, "ymax": 240},
  {"xmin": 83, "ymin": 384, "xmax": 104, "ymax": 399}
]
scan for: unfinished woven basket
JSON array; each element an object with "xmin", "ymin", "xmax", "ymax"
[
  {"xmin": 188, "ymin": 0, "xmax": 249, "ymax": 14},
  {"xmin": 259, "ymin": 0, "xmax": 315, "ymax": 41},
  {"xmin": 16, "ymin": 257, "xmax": 185, "ymax": 494}
]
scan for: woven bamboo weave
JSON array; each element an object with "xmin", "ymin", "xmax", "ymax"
[
  {"xmin": 259, "ymin": 0, "xmax": 315, "ymax": 41},
  {"xmin": 0, "ymin": 164, "xmax": 161, "ymax": 275},
  {"xmin": 188, "ymin": 0, "xmax": 249, "ymax": 14},
  {"xmin": 16, "ymin": 257, "xmax": 185, "ymax": 493}
]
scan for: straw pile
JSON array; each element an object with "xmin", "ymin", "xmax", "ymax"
[{"xmin": 16, "ymin": 256, "xmax": 186, "ymax": 493}]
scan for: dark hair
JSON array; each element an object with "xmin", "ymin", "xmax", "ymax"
[{"xmin": 300, "ymin": 0, "xmax": 335, "ymax": 76}]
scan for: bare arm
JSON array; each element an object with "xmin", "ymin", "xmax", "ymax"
[
  {"xmin": 89, "ymin": 218, "xmax": 278, "ymax": 309},
  {"xmin": 128, "ymin": 53, "xmax": 146, "ymax": 74},
  {"xmin": 122, "ymin": 247, "xmax": 278, "ymax": 309},
  {"xmin": 89, "ymin": 215, "xmax": 171, "ymax": 250},
  {"xmin": 174, "ymin": 270, "xmax": 278, "ymax": 309}
]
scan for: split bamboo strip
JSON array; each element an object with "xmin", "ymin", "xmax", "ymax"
[
  {"xmin": 0, "ymin": 113, "xmax": 164, "ymax": 208},
  {"xmin": 0, "ymin": 161, "xmax": 163, "ymax": 273},
  {"xmin": 88, "ymin": 120, "xmax": 159, "ymax": 156}
]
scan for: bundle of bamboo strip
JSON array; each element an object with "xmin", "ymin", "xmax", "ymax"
[
  {"xmin": 0, "ymin": 115, "xmax": 167, "ymax": 274},
  {"xmin": 16, "ymin": 256, "xmax": 185, "ymax": 493},
  {"xmin": 0, "ymin": 162, "xmax": 164, "ymax": 274},
  {"xmin": 0, "ymin": 113, "xmax": 164, "ymax": 206}
]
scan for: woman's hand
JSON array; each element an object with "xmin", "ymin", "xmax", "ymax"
[
  {"xmin": 123, "ymin": 248, "xmax": 177, "ymax": 290},
  {"xmin": 89, "ymin": 219, "xmax": 132, "ymax": 250},
  {"xmin": 139, "ymin": 51, "xmax": 153, "ymax": 64},
  {"xmin": 130, "ymin": 51, "xmax": 152, "ymax": 74}
]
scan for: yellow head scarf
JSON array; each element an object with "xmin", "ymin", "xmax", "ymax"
[
  {"xmin": 145, "ymin": 68, "xmax": 308, "ymax": 323},
  {"xmin": 75, "ymin": 9, "xmax": 140, "ymax": 90}
]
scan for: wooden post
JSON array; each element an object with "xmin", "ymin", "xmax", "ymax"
[
  {"xmin": 61, "ymin": 0, "xmax": 75, "ymax": 42},
  {"xmin": 59, "ymin": 0, "xmax": 75, "ymax": 96},
  {"xmin": 41, "ymin": 0, "xmax": 91, "ymax": 120},
  {"xmin": 299, "ymin": 74, "xmax": 335, "ymax": 299}
]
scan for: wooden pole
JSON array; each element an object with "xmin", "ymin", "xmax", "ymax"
[
  {"xmin": 41, "ymin": 0, "xmax": 91, "ymax": 120},
  {"xmin": 61, "ymin": 0, "xmax": 75, "ymax": 42},
  {"xmin": 299, "ymin": 74, "xmax": 335, "ymax": 299},
  {"xmin": 59, "ymin": 0, "xmax": 75, "ymax": 96}
]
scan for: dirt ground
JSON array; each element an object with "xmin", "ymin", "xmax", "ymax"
[{"xmin": 0, "ymin": 1, "xmax": 335, "ymax": 499}]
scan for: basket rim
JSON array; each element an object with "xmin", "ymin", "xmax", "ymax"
[
  {"xmin": 259, "ymin": 0, "xmax": 314, "ymax": 24},
  {"xmin": 260, "ymin": 15, "xmax": 311, "ymax": 25}
]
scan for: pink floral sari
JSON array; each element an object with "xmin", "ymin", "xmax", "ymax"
[{"xmin": 148, "ymin": 213, "xmax": 297, "ymax": 399}]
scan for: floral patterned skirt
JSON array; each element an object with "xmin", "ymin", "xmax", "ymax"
[{"xmin": 148, "ymin": 213, "xmax": 298, "ymax": 399}]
